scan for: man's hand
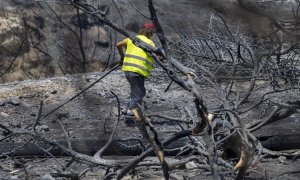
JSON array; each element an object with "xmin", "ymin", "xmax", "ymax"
[
  {"xmin": 120, "ymin": 57, "xmax": 124, "ymax": 66},
  {"xmin": 155, "ymin": 47, "xmax": 166, "ymax": 60}
]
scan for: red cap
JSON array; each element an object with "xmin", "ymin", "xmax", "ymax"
[{"xmin": 143, "ymin": 23, "xmax": 155, "ymax": 31}]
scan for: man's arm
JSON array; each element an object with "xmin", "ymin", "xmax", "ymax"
[{"xmin": 117, "ymin": 39, "xmax": 127, "ymax": 62}]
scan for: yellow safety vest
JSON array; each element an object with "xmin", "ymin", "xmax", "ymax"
[{"xmin": 122, "ymin": 35, "xmax": 155, "ymax": 78}]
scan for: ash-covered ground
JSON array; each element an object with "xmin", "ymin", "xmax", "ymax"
[{"xmin": 0, "ymin": 69, "xmax": 299, "ymax": 179}]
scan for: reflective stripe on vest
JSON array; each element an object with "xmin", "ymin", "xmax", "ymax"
[
  {"xmin": 125, "ymin": 54, "xmax": 152, "ymax": 67},
  {"xmin": 123, "ymin": 62, "xmax": 150, "ymax": 74},
  {"xmin": 122, "ymin": 35, "xmax": 155, "ymax": 78}
]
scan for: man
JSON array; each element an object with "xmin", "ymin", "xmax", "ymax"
[
  {"xmin": 117, "ymin": 23, "xmax": 164, "ymax": 117},
  {"xmin": 117, "ymin": 24, "xmax": 169, "ymax": 175}
]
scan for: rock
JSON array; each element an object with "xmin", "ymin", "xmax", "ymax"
[
  {"xmin": 10, "ymin": 175, "xmax": 19, "ymax": 180},
  {"xmin": 0, "ymin": 99, "xmax": 9, "ymax": 106},
  {"xmin": 278, "ymin": 156, "xmax": 287, "ymax": 163},
  {"xmin": 0, "ymin": 16, "xmax": 24, "ymax": 56},
  {"xmin": 185, "ymin": 161, "xmax": 197, "ymax": 169},
  {"xmin": 112, "ymin": 106, "xmax": 119, "ymax": 115},
  {"xmin": 10, "ymin": 98, "xmax": 21, "ymax": 106},
  {"xmin": 37, "ymin": 125, "xmax": 50, "ymax": 132},
  {"xmin": 41, "ymin": 125, "xmax": 50, "ymax": 132},
  {"xmin": 41, "ymin": 173, "xmax": 55, "ymax": 180},
  {"xmin": 88, "ymin": 26, "xmax": 108, "ymax": 47},
  {"xmin": 0, "ymin": 112, "xmax": 9, "ymax": 117}
]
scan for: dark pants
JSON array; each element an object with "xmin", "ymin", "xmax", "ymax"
[{"xmin": 125, "ymin": 72, "xmax": 146, "ymax": 110}]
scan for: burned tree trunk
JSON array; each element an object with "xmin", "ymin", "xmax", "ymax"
[
  {"xmin": 0, "ymin": 136, "xmax": 190, "ymax": 157},
  {"xmin": 253, "ymin": 117, "xmax": 300, "ymax": 151}
]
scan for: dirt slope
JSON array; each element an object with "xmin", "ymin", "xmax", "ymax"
[{"xmin": 0, "ymin": 68, "xmax": 193, "ymax": 142}]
